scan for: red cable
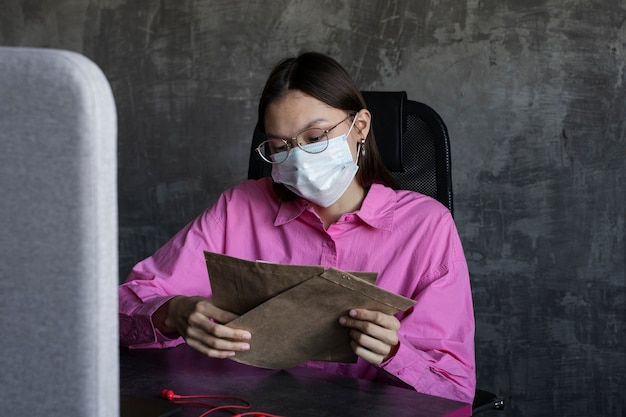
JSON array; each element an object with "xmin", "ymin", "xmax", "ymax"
[{"xmin": 161, "ymin": 390, "xmax": 285, "ymax": 417}]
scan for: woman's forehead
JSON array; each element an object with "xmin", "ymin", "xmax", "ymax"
[{"xmin": 264, "ymin": 91, "xmax": 342, "ymax": 137}]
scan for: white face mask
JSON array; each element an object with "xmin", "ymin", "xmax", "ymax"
[{"xmin": 272, "ymin": 117, "xmax": 359, "ymax": 207}]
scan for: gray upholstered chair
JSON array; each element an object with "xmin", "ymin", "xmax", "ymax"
[{"xmin": 0, "ymin": 47, "xmax": 119, "ymax": 417}]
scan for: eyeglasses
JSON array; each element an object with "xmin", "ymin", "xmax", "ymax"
[{"xmin": 255, "ymin": 114, "xmax": 354, "ymax": 164}]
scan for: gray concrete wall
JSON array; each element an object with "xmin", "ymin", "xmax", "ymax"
[{"xmin": 1, "ymin": 1, "xmax": 624, "ymax": 416}]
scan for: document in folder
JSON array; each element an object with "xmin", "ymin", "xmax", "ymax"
[{"xmin": 204, "ymin": 251, "xmax": 416, "ymax": 369}]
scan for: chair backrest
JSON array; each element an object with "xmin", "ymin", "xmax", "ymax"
[
  {"xmin": 247, "ymin": 91, "xmax": 453, "ymax": 216},
  {"xmin": 0, "ymin": 47, "xmax": 119, "ymax": 417}
]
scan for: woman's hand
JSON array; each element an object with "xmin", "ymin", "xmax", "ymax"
[
  {"xmin": 339, "ymin": 308, "xmax": 401, "ymax": 365},
  {"xmin": 154, "ymin": 295, "xmax": 252, "ymax": 358}
]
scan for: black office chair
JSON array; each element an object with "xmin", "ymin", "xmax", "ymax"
[
  {"xmin": 473, "ymin": 388, "xmax": 506, "ymax": 415},
  {"xmin": 247, "ymin": 91, "xmax": 504, "ymax": 415}
]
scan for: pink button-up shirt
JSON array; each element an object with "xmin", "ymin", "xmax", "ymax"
[{"xmin": 119, "ymin": 178, "xmax": 475, "ymax": 403}]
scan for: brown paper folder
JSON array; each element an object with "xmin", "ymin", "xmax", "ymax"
[{"xmin": 205, "ymin": 251, "xmax": 415, "ymax": 369}]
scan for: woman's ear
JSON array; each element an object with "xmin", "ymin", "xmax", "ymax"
[{"xmin": 353, "ymin": 109, "xmax": 372, "ymax": 141}]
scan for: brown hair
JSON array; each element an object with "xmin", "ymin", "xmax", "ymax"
[{"xmin": 258, "ymin": 52, "xmax": 398, "ymax": 200}]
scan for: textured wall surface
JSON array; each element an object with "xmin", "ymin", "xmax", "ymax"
[{"xmin": 1, "ymin": 1, "xmax": 624, "ymax": 416}]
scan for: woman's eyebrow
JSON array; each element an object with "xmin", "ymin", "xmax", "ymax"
[{"xmin": 265, "ymin": 117, "xmax": 329, "ymax": 140}]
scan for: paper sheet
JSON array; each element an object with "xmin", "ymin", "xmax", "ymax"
[{"xmin": 205, "ymin": 251, "xmax": 415, "ymax": 369}]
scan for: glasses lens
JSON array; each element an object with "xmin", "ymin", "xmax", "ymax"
[
  {"xmin": 297, "ymin": 128, "xmax": 328, "ymax": 154},
  {"xmin": 258, "ymin": 139, "xmax": 289, "ymax": 164}
]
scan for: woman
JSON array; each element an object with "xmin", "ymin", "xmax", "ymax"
[{"xmin": 119, "ymin": 52, "xmax": 476, "ymax": 403}]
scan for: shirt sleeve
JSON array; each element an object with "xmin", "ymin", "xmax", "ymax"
[
  {"xmin": 380, "ymin": 212, "xmax": 476, "ymax": 404},
  {"xmin": 118, "ymin": 208, "xmax": 222, "ymax": 348}
]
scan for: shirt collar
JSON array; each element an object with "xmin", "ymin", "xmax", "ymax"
[
  {"xmin": 354, "ymin": 183, "xmax": 395, "ymax": 230},
  {"xmin": 274, "ymin": 183, "xmax": 396, "ymax": 231},
  {"xmin": 274, "ymin": 198, "xmax": 308, "ymax": 226}
]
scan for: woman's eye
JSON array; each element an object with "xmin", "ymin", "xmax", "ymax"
[
  {"xmin": 302, "ymin": 130, "xmax": 325, "ymax": 143},
  {"xmin": 267, "ymin": 140, "xmax": 288, "ymax": 153}
]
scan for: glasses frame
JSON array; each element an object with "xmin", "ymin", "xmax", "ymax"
[{"xmin": 255, "ymin": 113, "xmax": 355, "ymax": 164}]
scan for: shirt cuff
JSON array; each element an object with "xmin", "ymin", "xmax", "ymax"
[
  {"xmin": 120, "ymin": 295, "xmax": 183, "ymax": 348},
  {"xmin": 378, "ymin": 336, "xmax": 430, "ymax": 389}
]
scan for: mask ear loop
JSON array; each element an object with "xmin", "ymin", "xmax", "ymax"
[{"xmin": 350, "ymin": 111, "xmax": 366, "ymax": 164}]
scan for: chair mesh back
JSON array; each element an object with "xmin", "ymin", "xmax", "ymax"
[
  {"xmin": 392, "ymin": 100, "xmax": 453, "ymax": 215},
  {"xmin": 391, "ymin": 110, "xmax": 437, "ymax": 198}
]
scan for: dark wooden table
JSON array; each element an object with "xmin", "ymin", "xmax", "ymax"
[{"xmin": 120, "ymin": 345, "xmax": 471, "ymax": 417}]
